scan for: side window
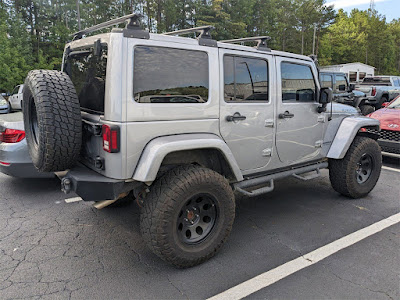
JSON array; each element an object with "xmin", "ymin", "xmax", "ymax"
[
  {"xmin": 335, "ymin": 75, "xmax": 348, "ymax": 92},
  {"xmin": 133, "ymin": 46, "xmax": 209, "ymax": 103},
  {"xmin": 321, "ymin": 75, "xmax": 332, "ymax": 89},
  {"xmin": 224, "ymin": 55, "xmax": 268, "ymax": 102},
  {"xmin": 12, "ymin": 86, "xmax": 19, "ymax": 95},
  {"xmin": 281, "ymin": 62, "xmax": 316, "ymax": 102},
  {"xmin": 393, "ymin": 78, "xmax": 400, "ymax": 87}
]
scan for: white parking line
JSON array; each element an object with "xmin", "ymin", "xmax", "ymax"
[
  {"xmin": 65, "ymin": 197, "xmax": 83, "ymax": 203},
  {"xmin": 382, "ymin": 166, "xmax": 400, "ymax": 173},
  {"xmin": 207, "ymin": 212, "xmax": 400, "ymax": 300}
]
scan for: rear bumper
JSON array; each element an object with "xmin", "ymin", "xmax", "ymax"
[
  {"xmin": 0, "ymin": 106, "xmax": 9, "ymax": 114},
  {"xmin": 60, "ymin": 164, "xmax": 142, "ymax": 201},
  {"xmin": 0, "ymin": 162, "xmax": 54, "ymax": 178},
  {"xmin": 378, "ymin": 139, "xmax": 400, "ymax": 154},
  {"xmin": 0, "ymin": 140, "xmax": 54, "ymax": 178}
]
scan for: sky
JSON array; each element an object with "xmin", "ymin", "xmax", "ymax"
[{"xmin": 325, "ymin": 0, "xmax": 400, "ymax": 22}]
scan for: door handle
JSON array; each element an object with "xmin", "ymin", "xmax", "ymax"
[
  {"xmin": 279, "ymin": 111, "xmax": 294, "ymax": 119},
  {"xmin": 226, "ymin": 112, "xmax": 246, "ymax": 122}
]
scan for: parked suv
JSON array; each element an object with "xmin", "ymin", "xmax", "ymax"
[
  {"xmin": 320, "ymin": 71, "xmax": 372, "ymax": 115},
  {"xmin": 22, "ymin": 14, "xmax": 381, "ymax": 268}
]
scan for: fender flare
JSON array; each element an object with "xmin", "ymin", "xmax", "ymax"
[
  {"xmin": 132, "ymin": 133, "xmax": 243, "ymax": 183},
  {"xmin": 326, "ymin": 116, "xmax": 380, "ymax": 159}
]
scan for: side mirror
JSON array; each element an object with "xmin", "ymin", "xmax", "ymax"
[
  {"xmin": 349, "ymin": 83, "xmax": 355, "ymax": 91},
  {"xmin": 319, "ymin": 87, "xmax": 333, "ymax": 104},
  {"xmin": 338, "ymin": 84, "xmax": 346, "ymax": 91}
]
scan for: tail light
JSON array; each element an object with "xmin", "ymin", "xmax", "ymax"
[
  {"xmin": 371, "ymin": 87, "xmax": 376, "ymax": 96},
  {"xmin": 102, "ymin": 125, "xmax": 120, "ymax": 153},
  {"xmin": 0, "ymin": 129, "xmax": 25, "ymax": 143}
]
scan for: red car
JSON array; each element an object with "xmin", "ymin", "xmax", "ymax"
[{"xmin": 367, "ymin": 96, "xmax": 400, "ymax": 157}]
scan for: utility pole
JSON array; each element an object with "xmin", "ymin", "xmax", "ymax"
[
  {"xmin": 312, "ymin": 24, "xmax": 317, "ymax": 55},
  {"xmin": 76, "ymin": 0, "xmax": 81, "ymax": 31}
]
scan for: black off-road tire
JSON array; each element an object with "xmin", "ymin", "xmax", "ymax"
[
  {"xmin": 378, "ymin": 95, "xmax": 389, "ymax": 109},
  {"xmin": 23, "ymin": 70, "xmax": 82, "ymax": 172},
  {"xmin": 360, "ymin": 104, "xmax": 374, "ymax": 116},
  {"xmin": 329, "ymin": 136, "xmax": 381, "ymax": 198},
  {"xmin": 140, "ymin": 165, "xmax": 235, "ymax": 268}
]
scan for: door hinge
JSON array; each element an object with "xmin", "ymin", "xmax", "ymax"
[
  {"xmin": 265, "ymin": 119, "xmax": 274, "ymax": 127},
  {"xmin": 318, "ymin": 115, "xmax": 326, "ymax": 123},
  {"xmin": 315, "ymin": 140, "xmax": 323, "ymax": 148},
  {"xmin": 262, "ymin": 148, "xmax": 272, "ymax": 157}
]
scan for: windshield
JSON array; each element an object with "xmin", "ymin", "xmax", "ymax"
[
  {"xmin": 64, "ymin": 45, "xmax": 107, "ymax": 114},
  {"xmin": 388, "ymin": 96, "xmax": 400, "ymax": 109}
]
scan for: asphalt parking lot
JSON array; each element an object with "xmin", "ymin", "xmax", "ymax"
[{"xmin": 0, "ymin": 158, "xmax": 399, "ymax": 300}]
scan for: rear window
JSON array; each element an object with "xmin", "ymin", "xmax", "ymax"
[
  {"xmin": 65, "ymin": 46, "xmax": 108, "ymax": 114},
  {"xmin": 133, "ymin": 46, "xmax": 209, "ymax": 103},
  {"xmin": 362, "ymin": 77, "xmax": 391, "ymax": 85}
]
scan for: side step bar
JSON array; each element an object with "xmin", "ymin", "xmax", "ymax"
[{"xmin": 234, "ymin": 162, "xmax": 328, "ymax": 197}]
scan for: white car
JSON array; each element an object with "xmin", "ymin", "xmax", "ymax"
[
  {"xmin": 0, "ymin": 95, "xmax": 10, "ymax": 114},
  {"xmin": 8, "ymin": 84, "xmax": 24, "ymax": 111}
]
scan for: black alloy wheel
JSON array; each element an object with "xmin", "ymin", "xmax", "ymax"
[
  {"xmin": 356, "ymin": 153, "xmax": 373, "ymax": 184},
  {"xmin": 177, "ymin": 194, "xmax": 218, "ymax": 244}
]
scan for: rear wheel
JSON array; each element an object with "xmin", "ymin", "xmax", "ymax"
[
  {"xmin": 140, "ymin": 165, "xmax": 235, "ymax": 268},
  {"xmin": 329, "ymin": 136, "xmax": 381, "ymax": 198},
  {"xmin": 23, "ymin": 70, "xmax": 82, "ymax": 172}
]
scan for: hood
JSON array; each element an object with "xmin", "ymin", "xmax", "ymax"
[
  {"xmin": 368, "ymin": 108, "xmax": 400, "ymax": 131},
  {"xmin": 352, "ymin": 90, "xmax": 366, "ymax": 97},
  {"xmin": 327, "ymin": 102, "xmax": 360, "ymax": 116}
]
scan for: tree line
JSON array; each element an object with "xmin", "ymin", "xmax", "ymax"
[{"xmin": 0, "ymin": 0, "xmax": 399, "ymax": 92}]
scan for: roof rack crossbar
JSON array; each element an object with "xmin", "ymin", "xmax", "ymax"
[
  {"xmin": 220, "ymin": 36, "xmax": 272, "ymax": 52},
  {"xmin": 72, "ymin": 13, "xmax": 147, "ymax": 40},
  {"xmin": 163, "ymin": 25, "xmax": 216, "ymax": 47},
  {"xmin": 163, "ymin": 25, "xmax": 214, "ymax": 39}
]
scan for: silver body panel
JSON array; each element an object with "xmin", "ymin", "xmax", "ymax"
[
  {"xmin": 133, "ymin": 134, "xmax": 243, "ymax": 182},
  {"xmin": 326, "ymin": 116, "xmax": 380, "ymax": 159}
]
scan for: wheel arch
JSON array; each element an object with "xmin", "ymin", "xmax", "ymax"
[
  {"xmin": 132, "ymin": 134, "xmax": 243, "ymax": 183},
  {"xmin": 326, "ymin": 116, "xmax": 380, "ymax": 159}
]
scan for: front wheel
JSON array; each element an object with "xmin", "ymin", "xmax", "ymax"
[
  {"xmin": 140, "ymin": 165, "xmax": 235, "ymax": 268},
  {"xmin": 329, "ymin": 136, "xmax": 382, "ymax": 198},
  {"xmin": 360, "ymin": 105, "xmax": 374, "ymax": 116}
]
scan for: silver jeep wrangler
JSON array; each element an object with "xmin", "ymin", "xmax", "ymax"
[{"xmin": 22, "ymin": 14, "xmax": 381, "ymax": 268}]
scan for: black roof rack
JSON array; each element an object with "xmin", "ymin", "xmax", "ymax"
[
  {"xmin": 163, "ymin": 26, "xmax": 217, "ymax": 47},
  {"xmin": 220, "ymin": 36, "xmax": 271, "ymax": 52},
  {"xmin": 72, "ymin": 13, "xmax": 149, "ymax": 40}
]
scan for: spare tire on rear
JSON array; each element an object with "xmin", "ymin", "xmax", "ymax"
[{"xmin": 23, "ymin": 70, "xmax": 82, "ymax": 172}]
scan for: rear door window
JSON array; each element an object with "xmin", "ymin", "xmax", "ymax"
[
  {"xmin": 224, "ymin": 55, "xmax": 269, "ymax": 102},
  {"xmin": 335, "ymin": 75, "xmax": 348, "ymax": 93},
  {"xmin": 133, "ymin": 46, "xmax": 209, "ymax": 103}
]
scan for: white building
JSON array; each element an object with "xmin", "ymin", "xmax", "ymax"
[{"xmin": 319, "ymin": 62, "xmax": 375, "ymax": 83}]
